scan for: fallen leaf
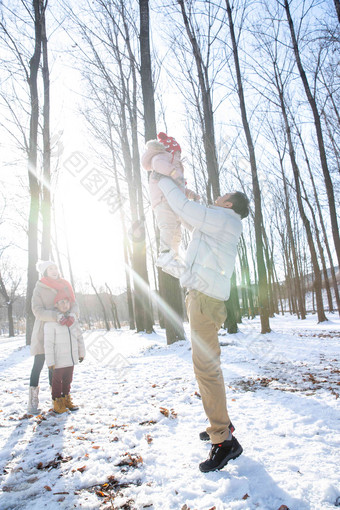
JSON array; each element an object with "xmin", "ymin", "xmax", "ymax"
[
  {"xmin": 117, "ymin": 453, "xmax": 143, "ymax": 468},
  {"xmin": 242, "ymin": 494, "xmax": 249, "ymax": 500},
  {"xmin": 146, "ymin": 434, "xmax": 153, "ymax": 444},
  {"xmin": 27, "ymin": 477, "xmax": 39, "ymax": 484},
  {"xmin": 77, "ymin": 465, "xmax": 86, "ymax": 473},
  {"xmin": 92, "ymin": 446, "xmax": 100, "ymax": 449},
  {"xmin": 277, "ymin": 506, "xmax": 290, "ymax": 510},
  {"xmin": 44, "ymin": 486, "xmax": 52, "ymax": 491},
  {"xmin": 160, "ymin": 407, "xmax": 177, "ymax": 419}
]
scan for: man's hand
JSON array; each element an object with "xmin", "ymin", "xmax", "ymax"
[
  {"xmin": 48, "ymin": 365, "xmax": 55, "ymax": 371},
  {"xmin": 186, "ymin": 189, "xmax": 201, "ymax": 201}
]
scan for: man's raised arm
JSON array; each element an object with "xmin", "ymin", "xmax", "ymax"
[{"xmin": 158, "ymin": 177, "xmax": 225, "ymax": 235}]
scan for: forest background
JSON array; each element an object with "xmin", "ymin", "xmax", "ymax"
[{"xmin": 0, "ymin": 0, "xmax": 339, "ymax": 342}]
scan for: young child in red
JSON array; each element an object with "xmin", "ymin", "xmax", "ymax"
[{"xmin": 44, "ymin": 291, "xmax": 85, "ymax": 414}]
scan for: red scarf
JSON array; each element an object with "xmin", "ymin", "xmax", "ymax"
[{"xmin": 40, "ymin": 277, "xmax": 76, "ymax": 303}]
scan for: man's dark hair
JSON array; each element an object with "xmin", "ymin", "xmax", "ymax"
[{"xmin": 229, "ymin": 192, "xmax": 250, "ymax": 219}]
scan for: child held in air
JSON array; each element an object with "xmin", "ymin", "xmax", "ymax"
[{"xmin": 141, "ymin": 132, "xmax": 200, "ymax": 277}]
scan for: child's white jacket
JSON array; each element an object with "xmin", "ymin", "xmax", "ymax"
[
  {"xmin": 44, "ymin": 321, "xmax": 85, "ymax": 369},
  {"xmin": 158, "ymin": 177, "xmax": 243, "ymax": 301}
]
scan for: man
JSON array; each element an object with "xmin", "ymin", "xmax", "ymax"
[{"xmin": 158, "ymin": 176, "xmax": 249, "ymax": 472}]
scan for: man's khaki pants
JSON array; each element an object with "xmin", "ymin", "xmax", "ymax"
[{"xmin": 185, "ymin": 289, "xmax": 231, "ymax": 444}]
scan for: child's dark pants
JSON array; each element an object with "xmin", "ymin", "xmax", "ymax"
[{"xmin": 52, "ymin": 366, "xmax": 74, "ymax": 400}]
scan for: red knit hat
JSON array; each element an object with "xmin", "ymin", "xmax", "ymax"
[
  {"xmin": 157, "ymin": 132, "xmax": 181, "ymax": 155},
  {"xmin": 54, "ymin": 290, "xmax": 71, "ymax": 305}
]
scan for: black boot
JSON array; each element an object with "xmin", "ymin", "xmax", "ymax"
[
  {"xmin": 199, "ymin": 421, "xmax": 235, "ymax": 442},
  {"xmin": 199, "ymin": 436, "xmax": 243, "ymax": 473}
]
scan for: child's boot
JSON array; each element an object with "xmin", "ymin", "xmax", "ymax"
[
  {"xmin": 53, "ymin": 397, "xmax": 67, "ymax": 414},
  {"xmin": 64, "ymin": 394, "xmax": 79, "ymax": 411},
  {"xmin": 27, "ymin": 386, "xmax": 41, "ymax": 415}
]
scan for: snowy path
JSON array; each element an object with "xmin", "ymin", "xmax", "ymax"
[{"xmin": 0, "ymin": 314, "xmax": 339, "ymax": 510}]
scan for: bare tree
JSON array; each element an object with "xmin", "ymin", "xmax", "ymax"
[
  {"xmin": 89, "ymin": 275, "xmax": 110, "ymax": 331},
  {"xmin": 283, "ymin": 0, "xmax": 340, "ymax": 270},
  {"xmin": 0, "ymin": 262, "xmax": 22, "ymax": 338},
  {"xmin": 139, "ymin": 0, "xmax": 185, "ymax": 343},
  {"xmin": 177, "ymin": 0, "xmax": 221, "ymax": 203},
  {"xmin": 272, "ymin": 61, "xmax": 327, "ymax": 322},
  {"xmin": 224, "ymin": 0, "xmax": 271, "ymax": 333},
  {"xmin": 40, "ymin": 1, "xmax": 51, "ymax": 260},
  {"xmin": 67, "ymin": 0, "xmax": 154, "ymax": 332},
  {"xmin": 334, "ymin": 0, "xmax": 340, "ymax": 23}
]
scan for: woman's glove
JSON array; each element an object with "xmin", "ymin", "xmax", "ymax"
[
  {"xmin": 65, "ymin": 316, "xmax": 75, "ymax": 328},
  {"xmin": 58, "ymin": 314, "xmax": 68, "ymax": 326},
  {"xmin": 79, "ymin": 357, "xmax": 84, "ymax": 363}
]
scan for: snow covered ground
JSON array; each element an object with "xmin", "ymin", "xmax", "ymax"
[{"xmin": 0, "ymin": 314, "xmax": 339, "ymax": 510}]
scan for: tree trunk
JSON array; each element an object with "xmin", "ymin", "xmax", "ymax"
[
  {"xmin": 225, "ymin": 0, "xmax": 271, "ymax": 333},
  {"xmin": 178, "ymin": 0, "xmax": 220, "ymax": 202},
  {"xmin": 294, "ymin": 116, "xmax": 340, "ymax": 314},
  {"xmin": 105, "ymin": 283, "xmax": 121, "ymax": 329},
  {"xmin": 272, "ymin": 129, "xmax": 306, "ymax": 319},
  {"xmin": 63, "ymin": 209, "xmax": 75, "ymax": 289},
  {"xmin": 240, "ymin": 235, "xmax": 255, "ymax": 318},
  {"xmin": 284, "ymin": 0, "xmax": 340, "ymax": 270},
  {"xmin": 225, "ymin": 272, "xmax": 240, "ymax": 332},
  {"xmin": 26, "ymin": 0, "xmax": 43, "ymax": 345},
  {"xmin": 40, "ymin": 2, "xmax": 51, "ymax": 260},
  {"xmin": 300, "ymin": 178, "xmax": 333, "ymax": 312},
  {"xmin": 262, "ymin": 229, "xmax": 275, "ymax": 317},
  {"xmin": 126, "ymin": 19, "xmax": 154, "ymax": 333},
  {"xmin": 274, "ymin": 65, "xmax": 327, "ymax": 322},
  {"xmin": 7, "ymin": 302, "xmax": 15, "ymax": 338},
  {"xmin": 334, "ymin": 0, "xmax": 340, "ymax": 22},
  {"xmin": 0, "ymin": 273, "xmax": 15, "ymax": 337},
  {"xmin": 52, "ymin": 209, "xmax": 64, "ymax": 277},
  {"xmin": 111, "ymin": 148, "xmax": 135, "ymax": 330},
  {"xmin": 89, "ymin": 276, "xmax": 110, "ymax": 331},
  {"xmin": 139, "ymin": 0, "xmax": 185, "ymax": 343},
  {"xmin": 139, "ymin": 0, "xmax": 157, "ymax": 142}
]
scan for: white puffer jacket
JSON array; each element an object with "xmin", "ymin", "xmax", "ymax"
[
  {"xmin": 44, "ymin": 321, "xmax": 85, "ymax": 369},
  {"xmin": 158, "ymin": 178, "xmax": 243, "ymax": 301}
]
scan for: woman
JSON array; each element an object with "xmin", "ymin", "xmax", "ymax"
[{"xmin": 28, "ymin": 260, "xmax": 79, "ymax": 414}]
